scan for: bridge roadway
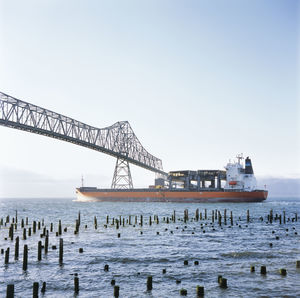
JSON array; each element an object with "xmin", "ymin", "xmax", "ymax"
[{"xmin": 0, "ymin": 91, "xmax": 166, "ymax": 175}]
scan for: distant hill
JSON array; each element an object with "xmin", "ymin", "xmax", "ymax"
[{"xmin": 258, "ymin": 177, "xmax": 300, "ymax": 198}]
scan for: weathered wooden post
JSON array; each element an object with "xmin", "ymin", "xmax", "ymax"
[
  {"xmin": 33, "ymin": 221, "xmax": 37, "ymax": 233},
  {"xmin": 23, "ymin": 245, "xmax": 28, "ymax": 271},
  {"xmin": 224, "ymin": 209, "xmax": 227, "ymax": 225},
  {"xmin": 260, "ymin": 266, "xmax": 267, "ymax": 275},
  {"xmin": 6, "ymin": 284, "xmax": 14, "ymax": 298},
  {"xmin": 212, "ymin": 210, "xmax": 214, "ymax": 223},
  {"xmin": 147, "ymin": 276, "xmax": 153, "ymax": 291},
  {"xmin": 220, "ymin": 278, "xmax": 227, "ymax": 288},
  {"xmin": 15, "ymin": 236, "xmax": 19, "ymax": 260},
  {"xmin": 74, "ymin": 276, "xmax": 79, "ymax": 294},
  {"xmin": 45, "ymin": 234, "xmax": 49, "ymax": 254},
  {"xmin": 33, "ymin": 282, "xmax": 39, "ymax": 298},
  {"xmin": 247, "ymin": 210, "xmax": 250, "ymax": 223},
  {"xmin": 58, "ymin": 220, "xmax": 62, "ymax": 235},
  {"xmin": 38, "ymin": 241, "xmax": 42, "ymax": 261},
  {"xmin": 41, "ymin": 282, "xmax": 46, "ymax": 293},
  {"xmin": 279, "ymin": 268, "xmax": 287, "ymax": 276},
  {"xmin": 59, "ymin": 238, "xmax": 63, "ymax": 265},
  {"xmin": 195, "ymin": 209, "xmax": 199, "ymax": 221},
  {"xmin": 114, "ymin": 285, "xmax": 119, "ymax": 297},
  {"xmin": 205, "ymin": 209, "xmax": 207, "ymax": 219},
  {"xmin": 9, "ymin": 224, "xmax": 14, "ymax": 240},
  {"xmin": 283, "ymin": 211, "xmax": 286, "ymax": 224},
  {"xmin": 23, "ymin": 228, "xmax": 26, "ymax": 240},
  {"xmin": 5, "ymin": 247, "xmax": 10, "ymax": 264},
  {"xmin": 94, "ymin": 216, "xmax": 97, "ymax": 229},
  {"xmin": 230, "ymin": 211, "xmax": 233, "ymax": 226},
  {"xmin": 196, "ymin": 285, "xmax": 204, "ymax": 297}
]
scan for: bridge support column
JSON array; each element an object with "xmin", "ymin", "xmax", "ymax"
[{"xmin": 111, "ymin": 157, "xmax": 133, "ymax": 189}]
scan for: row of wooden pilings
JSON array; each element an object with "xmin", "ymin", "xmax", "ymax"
[
  {"xmin": 5, "ymin": 259, "xmax": 300, "ymax": 297},
  {"xmin": 1, "ymin": 208, "xmax": 299, "ymax": 297}
]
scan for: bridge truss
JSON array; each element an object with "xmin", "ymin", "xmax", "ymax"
[{"xmin": 0, "ymin": 91, "xmax": 166, "ymax": 188}]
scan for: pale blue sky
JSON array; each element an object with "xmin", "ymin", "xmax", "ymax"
[{"xmin": 0, "ymin": 0, "xmax": 299, "ymax": 197}]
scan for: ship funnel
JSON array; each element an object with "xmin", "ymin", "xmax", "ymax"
[{"xmin": 245, "ymin": 157, "xmax": 254, "ymax": 174}]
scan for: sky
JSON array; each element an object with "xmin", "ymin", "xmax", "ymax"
[{"xmin": 0, "ymin": 0, "xmax": 299, "ymax": 198}]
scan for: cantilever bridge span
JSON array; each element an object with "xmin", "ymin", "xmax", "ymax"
[{"xmin": 0, "ymin": 91, "xmax": 166, "ymax": 187}]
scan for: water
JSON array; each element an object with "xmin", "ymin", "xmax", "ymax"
[{"xmin": 1, "ymin": 197, "xmax": 300, "ymax": 297}]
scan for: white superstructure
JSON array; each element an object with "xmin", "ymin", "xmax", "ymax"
[{"xmin": 224, "ymin": 154, "xmax": 257, "ymax": 192}]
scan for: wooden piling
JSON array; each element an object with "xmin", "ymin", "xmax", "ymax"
[
  {"xmin": 279, "ymin": 268, "xmax": 287, "ymax": 276},
  {"xmin": 196, "ymin": 285, "xmax": 204, "ymax": 297},
  {"xmin": 15, "ymin": 236, "xmax": 19, "ymax": 260},
  {"xmin": 33, "ymin": 221, "xmax": 36, "ymax": 233},
  {"xmin": 205, "ymin": 209, "xmax": 207, "ymax": 219},
  {"xmin": 230, "ymin": 211, "xmax": 233, "ymax": 226},
  {"xmin": 283, "ymin": 211, "xmax": 286, "ymax": 224},
  {"xmin": 58, "ymin": 220, "xmax": 62, "ymax": 235},
  {"xmin": 94, "ymin": 216, "xmax": 97, "ymax": 229},
  {"xmin": 195, "ymin": 208, "xmax": 199, "ymax": 221},
  {"xmin": 296, "ymin": 260, "xmax": 300, "ymax": 268},
  {"xmin": 74, "ymin": 276, "xmax": 79, "ymax": 294},
  {"xmin": 33, "ymin": 282, "xmax": 39, "ymax": 298},
  {"xmin": 250, "ymin": 266, "xmax": 255, "ymax": 272},
  {"xmin": 9, "ymin": 224, "xmax": 14, "ymax": 240},
  {"xmin": 45, "ymin": 235, "xmax": 49, "ymax": 254},
  {"xmin": 147, "ymin": 276, "xmax": 153, "ymax": 291},
  {"xmin": 220, "ymin": 278, "xmax": 227, "ymax": 288},
  {"xmin": 23, "ymin": 245, "xmax": 28, "ymax": 270},
  {"xmin": 6, "ymin": 284, "xmax": 14, "ymax": 298},
  {"xmin": 38, "ymin": 241, "xmax": 42, "ymax": 261},
  {"xmin": 247, "ymin": 210, "xmax": 250, "ymax": 222},
  {"xmin": 260, "ymin": 266, "xmax": 267, "ymax": 275},
  {"xmin": 180, "ymin": 288, "xmax": 187, "ymax": 296},
  {"xmin": 59, "ymin": 238, "xmax": 63, "ymax": 265},
  {"xmin": 114, "ymin": 285, "xmax": 119, "ymax": 297},
  {"xmin": 5, "ymin": 247, "xmax": 9, "ymax": 264},
  {"xmin": 41, "ymin": 282, "xmax": 46, "ymax": 293}
]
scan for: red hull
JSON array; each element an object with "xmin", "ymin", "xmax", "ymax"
[{"xmin": 76, "ymin": 188, "xmax": 268, "ymax": 203}]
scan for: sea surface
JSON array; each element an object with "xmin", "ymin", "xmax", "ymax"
[{"xmin": 0, "ymin": 197, "xmax": 300, "ymax": 297}]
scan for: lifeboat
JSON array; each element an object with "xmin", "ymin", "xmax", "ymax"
[{"xmin": 229, "ymin": 181, "xmax": 237, "ymax": 186}]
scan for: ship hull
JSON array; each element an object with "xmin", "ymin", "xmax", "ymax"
[{"xmin": 76, "ymin": 188, "xmax": 268, "ymax": 203}]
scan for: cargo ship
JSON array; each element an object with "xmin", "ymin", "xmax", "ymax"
[{"xmin": 76, "ymin": 155, "xmax": 268, "ymax": 203}]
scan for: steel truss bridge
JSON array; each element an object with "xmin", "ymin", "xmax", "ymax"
[{"xmin": 0, "ymin": 91, "xmax": 166, "ymax": 188}]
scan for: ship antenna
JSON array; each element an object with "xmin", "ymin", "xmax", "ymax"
[{"xmin": 236, "ymin": 153, "xmax": 244, "ymax": 164}]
